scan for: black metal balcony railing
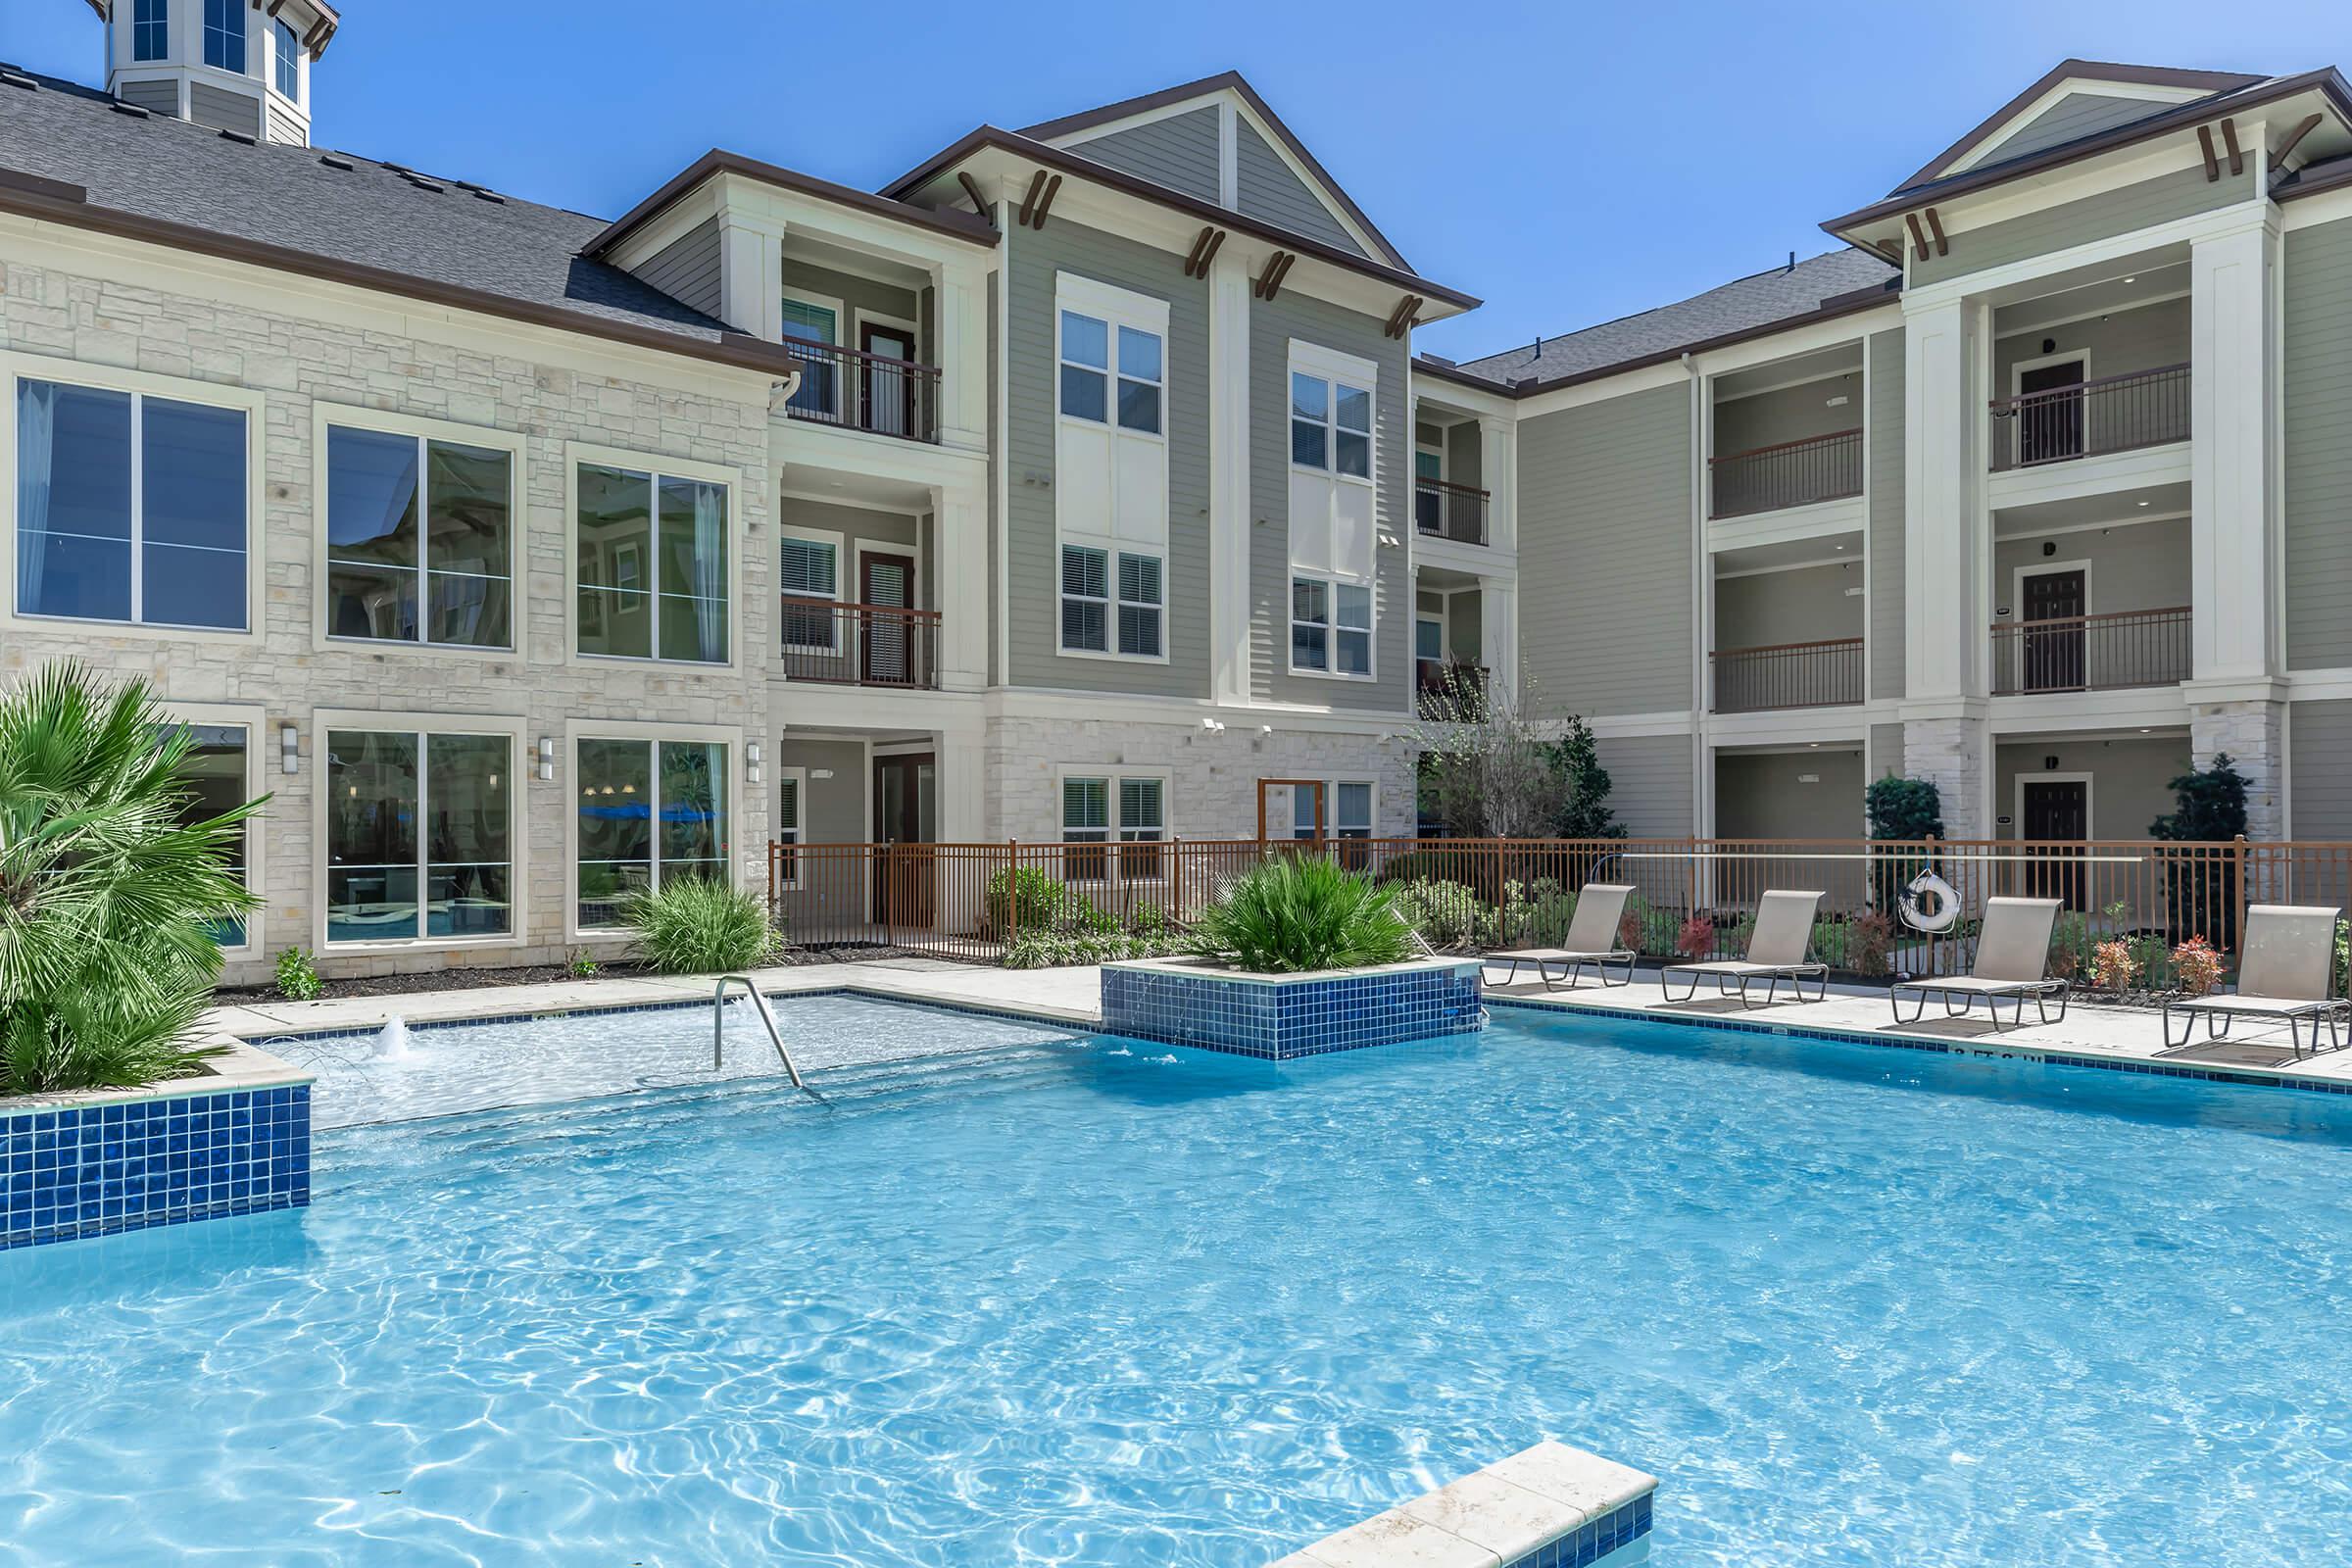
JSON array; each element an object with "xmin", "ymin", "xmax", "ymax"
[
  {"xmin": 782, "ymin": 340, "xmax": 942, "ymax": 444},
  {"xmin": 1414, "ymin": 477, "xmax": 1490, "ymax": 545},
  {"xmin": 1988, "ymin": 363, "xmax": 2189, "ymax": 471},
  {"xmin": 1416, "ymin": 659, "xmax": 1488, "ymax": 718},
  {"xmin": 1989, "ymin": 606, "xmax": 2190, "ymax": 696},
  {"xmin": 778, "ymin": 597, "xmax": 941, "ymax": 689},
  {"xmin": 1709, "ymin": 637, "xmax": 1865, "ymax": 712},
  {"xmin": 1707, "ymin": 428, "xmax": 1862, "ymax": 519}
]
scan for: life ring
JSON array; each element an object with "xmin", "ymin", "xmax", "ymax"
[{"xmin": 1897, "ymin": 870, "xmax": 1961, "ymax": 934}]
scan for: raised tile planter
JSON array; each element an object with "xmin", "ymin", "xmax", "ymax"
[
  {"xmin": 2, "ymin": 1036, "xmax": 314, "ymax": 1251},
  {"xmin": 1272, "ymin": 1440, "xmax": 1657, "ymax": 1568},
  {"xmin": 1102, "ymin": 955, "xmax": 1484, "ymax": 1060}
]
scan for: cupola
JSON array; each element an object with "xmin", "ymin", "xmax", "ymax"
[{"xmin": 82, "ymin": 0, "xmax": 340, "ymax": 146}]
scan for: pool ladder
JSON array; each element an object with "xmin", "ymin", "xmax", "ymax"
[{"xmin": 711, "ymin": 976, "xmax": 812, "ymax": 1095}]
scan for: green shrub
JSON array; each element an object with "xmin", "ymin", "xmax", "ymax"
[
  {"xmin": 1187, "ymin": 857, "xmax": 1416, "ymax": 974},
  {"xmin": 1003, "ymin": 928, "xmax": 1187, "ymax": 969},
  {"xmin": 566, "ymin": 949, "xmax": 601, "ymax": 979},
  {"xmin": 1392, "ymin": 879, "xmax": 1486, "ymax": 949},
  {"xmin": 622, "ymin": 877, "xmax": 782, "ymax": 973},
  {"xmin": 985, "ymin": 865, "xmax": 1111, "ymax": 936},
  {"xmin": 274, "ymin": 947, "xmax": 323, "ymax": 1002},
  {"xmin": 0, "ymin": 662, "xmax": 261, "ymax": 1095}
]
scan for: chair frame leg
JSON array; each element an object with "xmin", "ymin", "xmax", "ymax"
[{"xmin": 1661, "ymin": 967, "xmax": 1700, "ymax": 1004}]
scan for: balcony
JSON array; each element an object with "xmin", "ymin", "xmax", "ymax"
[
  {"xmin": 1989, "ymin": 606, "xmax": 2189, "ymax": 696},
  {"xmin": 782, "ymin": 340, "xmax": 942, "ymax": 444},
  {"xmin": 1709, "ymin": 637, "xmax": 1864, "ymax": 713},
  {"xmin": 1988, "ymin": 364, "xmax": 2188, "ymax": 472},
  {"xmin": 1415, "ymin": 478, "xmax": 1490, "ymax": 545},
  {"xmin": 1707, "ymin": 428, "xmax": 1862, "ymax": 519},
  {"xmin": 778, "ymin": 597, "xmax": 941, "ymax": 689},
  {"xmin": 1416, "ymin": 659, "xmax": 1488, "ymax": 719}
]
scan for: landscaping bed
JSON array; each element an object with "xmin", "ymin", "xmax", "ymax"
[{"xmin": 215, "ymin": 943, "xmax": 926, "ymax": 1003}]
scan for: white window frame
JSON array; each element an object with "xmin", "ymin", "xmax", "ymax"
[
  {"xmin": 774, "ymin": 764, "xmax": 808, "ymax": 891},
  {"xmin": 1054, "ymin": 765, "xmax": 1173, "ymax": 883},
  {"xmin": 132, "ymin": 0, "xmax": 170, "ymax": 62},
  {"xmin": 201, "ymin": 0, "xmax": 245, "ymax": 74},
  {"xmin": 1286, "ymin": 340, "xmax": 1380, "ymax": 682},
  {"xmin": 778, "ymin": 524, "xmax": 846, "ymax": 655},
  {"xmin": 1290, "ymin": 574, "xmax": 1375, "ymax": 679},
  {"xmin": 270, "ymin": 15, "xmax": 301, "ymax": 102},
  {"xmin": 1054, "ymin": 272, "xmax": 1171, "ymax": 665},
  {"xmin": 160, "ymin": 700, "xmax": 266, "ymax": 959},
  {"xmin": 780, "ymin": 291, "xmax": 847, "ymax": 418},
  {"xmin": 0, "ymin": 352, "xmax": 266, "ymax": 645},
  {"xmin": 564, "ymin": 717, "xmax": 744, "ymax": 942},
  {"xmin": 564, "ymin": 440, "xmax": 742, "ymax": 670},
  {"xmin": 311, "ymin": 708, "xmax": 528, "ymax": 955},
  {"xmin": 311, "ymin": 402, "xmax": 527, "ymax": 659}
]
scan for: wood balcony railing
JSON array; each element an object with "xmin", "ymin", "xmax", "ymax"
[
  {"xmin": 1414, "ymin": 477, "xmax": 1490, "ymax": 545},
  {"xmin": 778, "ymin": 597, "xmax": 941, "ymax": 689},
  {"xmin": 1989, "ymin": 605, "xmax": 2190, "ymax": 695},
  {"xmin": 1416, "ymin": 658, "xmax": 1488, "ymax": 718},
  {"xmin": 1709, "ymin": 636, "xmax": 1865, "ymax": 712},
  {"xmin": 1988, "ymin": 363, "xmax": 2189, "ymax": 471},
  {"xmin": 781, "ymin": 339, "xmax": 942, "ymax": 444},
  {"xmin": 1707, "ymin": 428, "xmax": 1862, "ymax": 519}
]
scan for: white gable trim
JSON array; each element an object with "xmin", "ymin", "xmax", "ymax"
[{"xmin": 1937, "ymin": 77, "xmax": 2217, "ymax": 181}]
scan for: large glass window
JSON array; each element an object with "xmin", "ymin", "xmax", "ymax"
[
  {"xmin": 575, "ymin": 463, "xmax": 730, "ymax": 663},
  {"xmin": 326, "ymin": 728, "xmax": 513, "ymax": 945},
  {"xmin": 16, "ymin": 378, "xmax": 246, "ymax": 630},
  {"xmin": 163, "ymin": 721, "xmax": 252, "ymax": 948},
  {"xmin": 1116, "ymin": 552, "xmax": 1161, "ymax": 658},
  {"xmin": 325, "ymin": 426, "xmax": 513, "ymax": 649},
  {"xmin": 1062, "ymin": 774, "xmax": 1166, "ymax": 880},
  {"xmin": 273, "ymin": 17, "xmax": 300, "ymax": 98},
  {"xmin": 575, "ymin": 737, "xmax": 729, "ymax": 929},
  {"xmin": 202, "ymin": 0, "xmax": 244, "ymax": 72},
  {"xmin": 778, "ymin": 535, "xmax": 839, "ymax": 652},
  {"xmin": 774, "ymin": 768, "xmax": 804, "ymax": 890},
  {"xmin": 780, "ymin": 299, "xmax": 837, "ymax": 417},
  {"xmin": 1292, "ymin": 370, "xmax": 1372, "ymax": 479},
  {"xmin": 1059, "ymin": 544, "xmax": 1107, "ymax": 653},
  {"xmin": 1291, "ymin": 575, "xmax": 1370, "ymax": 676},
  {"xmin": 133, "ymin": 0, "xmax": 169, "ymax": 61}
]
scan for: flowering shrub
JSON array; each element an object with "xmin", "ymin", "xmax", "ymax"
[
  {"xmin": 2170, "ymin": 936, "xmax": 2226, "ymax": 998},
  {"xmin": 1676, "ymin": 914, "xmax": 1716, "ymax": 960},
  {"xmin": 2091, "ymin": 938, "xmax": 2139, "ymax": 995}
]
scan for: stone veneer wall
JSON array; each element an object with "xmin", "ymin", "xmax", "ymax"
[{"xmin": 0, "ymin": 256, "xmax": 777, "ymax": 985}]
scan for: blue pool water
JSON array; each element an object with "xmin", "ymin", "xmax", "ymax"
[{"xmin": 6, "ymin": 1003, "xmax": 2352, "ymax": 1566}]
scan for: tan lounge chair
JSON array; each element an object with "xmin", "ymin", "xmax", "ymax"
[
  {"xmin": 1660, "ymin": 890, "xmax": 1828, "ymax": 1008},
  {"xmin": 1890, "ymin": 896, "xmax": 2069, "ymax": 1031},
  {"xmin": 2162, "ymin": 904, "xmax": 2349, "ymax": 1058},
  {"xmin": 1483, "ymin": 883, "xmax": 1637, "ymax": 990}
]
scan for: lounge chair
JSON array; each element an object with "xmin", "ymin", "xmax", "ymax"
[
  {"xmin": 1659, "ymin": 890, "xmax": 1828, "ymax": 1007},
  {"xmin": 1890, "ymin": 896, "xmax": 2068, "ymax": 1031},
  {"xmin": 2161, "ymin": 904, "xmax": 2349, "ymax": 1057},
  {"xmin": 1482, "ymin": 883, "xmax": 1637, "ymax": 990}
]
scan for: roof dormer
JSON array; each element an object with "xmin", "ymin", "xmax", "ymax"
[{"xmin": 84, "ymin": 0, "xmax": 341, "ymax": 146}]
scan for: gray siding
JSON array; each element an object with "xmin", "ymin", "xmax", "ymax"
[
  {"xmin": 1912, "ymin": 165, "xmax": 2257, "ymax": 287},
  {"xmin": 1005, "ymin": 218, "xmax": 1210, "ymax": 698},
  {"xmin": 1991, "ymin": 296, "xmax": 2186, "ymax": 397},
  {"xmin": 1992, "ymin": 735, "xmax": 2185, "ymax": 841},
  {"xmin": 986, "ymin": 268, "xmax": 1002, "ymax": 686},
  {"xmin": 1250, "ymin": 286, "xmax": 1409, "ymax": 710},
  {"xmin": 1867, "ymin": 330, "xmax": 1904, "ymax": 701},
  {"xmin": 1235, "ymin": 122, "xmax": 1365, "ymax": 259},
  {"xmin": 2286, "ymin": 216, "xmax": 2352, "ymax": 669},
  {"xmin": 637, "ymin": 216, "xmax": 723, "ymax": 322},
  {"xmin": 1977, "ymin": 93, "xmax": 2165, "ymax": 168},
  {"xmin": 2291, "ymin": 700, "xmax": 2352, "ymax": 838},
  {"xmin": 782, "ymin": 261, "xmax": 922, "ymax": 350},
  {"xmin": 1596, "ymin": 735, "xmax": 1692, "ymax": 837},
  {"xmin": 188, "ymin": 81, "xmax": 261, "ymax": 137},
  {"xmin": 1447, "ymin": 590, "xmax": 1483, "ymax": 664},
  {"xmin": 1065, "ymin": 106, "xmax": 1221, "ymax": 204},
  {"xmin": 1714, "ymin": 562, "xmax": 1864, "ymax": 650},
  {"xmin": 1715, "ymin": 749, "xmax": 1866, "ymax": 840},
  {"xmin": 117, "ymin": 78, "xmax": 178, "ymax": 118},
  {"xmin": 265, "ymin": 100, "xmax": 304, "ymax": 146},
  {"xmin": 1446, "ymin": 420, "xmax": 1481, "ymax": 491},
  {"xmin": 771, "ymin": 739, "xmax": 870, "ymax": 923},
  {"xmin": 1517, "ymin": 383, "xmax": 1693, "ymax": 714},
  {"xmin": 1870, "ymin": 722, "xmax": 1905, "ymax": 781},
  {"xmin": 1712, "ymin": 369, "xmax": 1862, "ymax": 456}
]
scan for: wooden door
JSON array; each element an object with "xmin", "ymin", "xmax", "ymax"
[
  {"xmin": 872, "ymin": 753, "xmax": 937, "ymax": 927},
  {"xmin": 2022, "ymin": 779, "xmax": 2089, "ymax": 910},
  {"xmin": 2017, "ymin": 359, "xmax": 2085, "ymax": 465},
  {"xmin": 2021, "ymin": 569, "xmax": 2086, "ymax": 692},
  {"xmin": 859, "ymin": 322, "xmax": 916, "ymax": 438},
  {"xmin": 860, "ymin": 552, "xmax": 916, "ymax": 686}
]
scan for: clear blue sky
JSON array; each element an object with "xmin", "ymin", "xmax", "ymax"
[{"xmin": 5, "ymin": 1, "xmax": 2346, "ymax": 361}]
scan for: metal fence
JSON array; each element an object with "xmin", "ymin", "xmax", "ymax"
[
  {"xmin": 1707, "ymin": 428, "xmax": 1862, "ymax": 518},
  {"xmin": 1709, "ymin": 637, "xmax": 1865, "ymax": 712},
  {"xmin": 1988, "ymin": 362, "xmax": 2190, "ymax": 470},
  {"xmin": 767, "ymin": 835, "xmax": 2352, "ymax": 981}
]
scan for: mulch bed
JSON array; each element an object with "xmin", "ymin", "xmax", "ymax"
[{"xmin": 214, "ymin": 944, "xmax": 929, "ymax": 1004}]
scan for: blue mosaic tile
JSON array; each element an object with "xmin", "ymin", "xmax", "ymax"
[
  {"xmin": 1494, "ymin": 1493, "xmax": 1653, "ymax": 1568},
  {"xmin": 1102, "ymin": 962, "xmax": 1486, "ymax": 1060},
  {"xmin": 0, "ymin": 1082, "xmax": 310, "ymax": 1250}
]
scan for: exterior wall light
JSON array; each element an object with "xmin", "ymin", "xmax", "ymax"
[
  {"xmin": 279, "ymin": 722, "xmax": 300, "ymax": 775},
  {"xmin": 536, "ymin": 736, "xmax": 556, "ymax": 782},
  {"xmin": 747, "ymin": 741, "xmax": 763, "ymax": 786}
]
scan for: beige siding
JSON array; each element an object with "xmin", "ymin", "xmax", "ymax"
[
  {"xmin": 1249, "ymin": 287, "xmax": 1410, "ymax": 711},
  {"xmin": 1235, "ymin": 122, "xmax": 1365, "ymax": 258},
  {"xmin": 1065, "ymin": 107, "xmax": 1221, "ymax": 204},
  {"xmin": 2291, "ymin": 700, "xmax": 2352, "ymax": 838},
  {"xmin": 1992, "ymin": 736, "xmax": 2186, "ymax": 841},
  {"xmin": 1867, "ymin": 329, "xmax": 1904, "ymax": 700},
  {"xmin": 636, "ymin": 216, "xmax": 723, "ymax": 322},
  {"xmin": 1715, "ymin": 749, "xmax": 1866, "ymax": 840},
  {"xmin": 2285, "ymin": 216, "xmax": 2352, "ymax": 669},
  {"xmin": 1597, "ymin": 735, "xmax": 1693, "ymax": 837},
  {"xmin": 1004, "ymin": 217, "xmax": 1211, "ymax": 698},
  {"xmin": 1518, "ymin": 383, "xmax": 1693, "ymax": 714},
  {"xmin": 1912, "ymin": 165, "xmax": 2256, "ymax": 286}
]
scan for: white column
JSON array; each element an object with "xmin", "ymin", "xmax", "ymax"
[
  {"xmin": 933, "ymin": 256, "xmax": 990, "ymax": 454},
  {"xmin": 1479, "ymin": 578, "xmax": 1518, "ymax": 701},
  {"xmin": 1207, "ymin": 248, "xmax": 1254, "ymax": 707},
  {"xmin": 934, "ymin": 485, "xmax": 988, "ymax": 693},
  {"xmin": 1477, "ymin": 414, "xmax": 1515, "ymax": 554},
  {"xmin": 2186, "ymin": 214, "xmax": 2282, "ymax": 689},
  {"xmin": 1899, "ymin": 293, "xmax": 1991, "ymax": 835},
  {"xmin": 717, "ymin": 215, "xmax": 786, "ymax": 341}
]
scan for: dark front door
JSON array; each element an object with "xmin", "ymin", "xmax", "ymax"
[
  {"xmin": 860, "ymin": 552, "xmax": 917, "ymax": 686},
  {"xmin": 872, "ymin": 752, "xmax": 937, "ymax": 927},
  {"xmin": 2021, "ymin": 779, "xmax": 2090, "ymax": 909},
  {"xmin": 2016, "ymin": 359, "xmax": 2085, "ymax": 465},
  {"xmin": 2020, "ymin": 569, "xmax": 2086, "ymax": 692},
  {"xmin": 859, "ymin": 322, "xmax": 916, "ymax": 438}
]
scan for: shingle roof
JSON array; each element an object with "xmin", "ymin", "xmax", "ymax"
[
  {"xmin": 1441, "ymin": 248, "xmax": 1898, "ymax": 390},
  {"xmin": 0, "ymin": 69, "xmax": 758, "ymax": 362}
]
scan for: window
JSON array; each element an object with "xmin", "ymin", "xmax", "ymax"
[
  {"xmin": 1054, "ymin": 276, "xmax": 1170, "ymax": 663},
  {"xmin": 325, "ymin": 728, "xmax": 512, "ymax": 945},
  {"xmin": 162, "ymin": 721, "xmax": 253, "ymax": 949},
  {"xmin": 780, "ymin": 298, "xmax": 838, "ymax": 417},
  {"xmin": 1416, "ymin": 614, "xmax": 1445, "ymax": 665},
  {"xmin": 1056, "ymin": 309, "xmax": 1167, "ymax": 432},
  {"xmin": 16, "ymin": 377, "xmax": 247, "ymax": 630},
  {"xmin": 1059, "ymin": 545, "xmax": 1107, "ymax": 652},
  {"xmin": 1334, "ymin": 781, "xmax": 1373, "ymax": 840},
  {"xmin": 1292, "ymin": 577, "xmax": 1372, "ymax": 676},
  {"xmin": 774, "ymin": 767, "xmax": 805, "ymax": 890},
  {"xmin": 1117, "ymin": 552, "xmax": 1161, "ymax": 658},
  {"xmin": 1116, "ymin": 326, "xmax": 1162, "ymax": 434},
  {"xmin": 1118, "ymin": 775, "xmax": 1165, "ymax": 879},
  {"xmin": 575, "ymin": 461, "xmax": 730, "ymax": 663},
  {"xmin": 202, "ymin": 0, "xmax": 244, "ymax": 72},
  {"xmin": 1292, "ymin": 371, "xmax": 1371, "ymax": 479},
  {"xmin": 325, "ymin": 425, "xmax": 514, "ymax": 650},
  {"xmin": 133, "ymin": 0, "xmax": 169, "ymax": 62},
  {"xmin": 778, "ymin": 534, "xmax": 840, "ymax": 653},
  {"xmin": 1061, "ymin": 773, "xmax": 1167, "ymax": 880},
  {"xmin": 273, "ymin": 17, "xmax": 299, "ymax": 98},
  {"xmin": 575, "ymin": 737, "xmax": 730, "ymax": 930}
]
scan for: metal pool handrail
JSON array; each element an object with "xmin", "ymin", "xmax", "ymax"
[{"xmin": 712, "ymin": 976, "xmax": 811, "ymax": 1094}]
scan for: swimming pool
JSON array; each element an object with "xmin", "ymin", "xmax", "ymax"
[{"xmin": 5, "ymin": 1000, "xmax": 2350, "ymax": 1565}]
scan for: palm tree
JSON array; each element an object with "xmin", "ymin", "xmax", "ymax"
[{"xmin": 0, "ymin": 662, "xmax": 264, "ymax": 1094}]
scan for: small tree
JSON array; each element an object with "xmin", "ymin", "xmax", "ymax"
[
  {"xmin": 1404, "ymin": 670, "xmax": 1621, "ymax": 841},
  {"xmin": 1864, "ymin": 775, "xmax": 1944, "ymax": 914},
  {"xmin": 1548, "ymin": 715, "xmax": 1623, "ymax": 840},
  {"xmin": 2149, "ymin": 753, "xmax": 2250, "ymax": 841},
  {"xmin": 2151, "ymin": 753, "xmax": 2251, "ymax": 948}
]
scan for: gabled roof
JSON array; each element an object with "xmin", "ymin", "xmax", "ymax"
[
  {"xmin": 1015, "ymin": 70, "xmax": 1411, "ymax": 272},
  {"xmin": 1891, "ymin": 60, "xmax": 2264, "ymax": 194},
  {"xmin": 582, "ymin": 149, "xmax": 1001, "ymax": 262},
  {"xmin": 0, "ymin": 69, "xmax": 796, "ymax": 377}
]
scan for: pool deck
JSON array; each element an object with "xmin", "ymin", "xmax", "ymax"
[{"xmin": 202, "ymin": 957, "xmax": 2352, "ymax": 1095}]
